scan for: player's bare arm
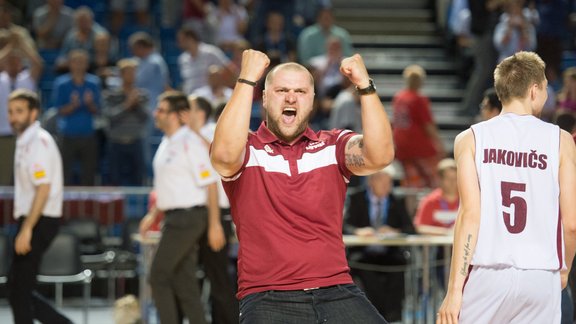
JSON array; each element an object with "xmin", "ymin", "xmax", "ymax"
[
  {"xmin": 211, "ymin": 50, "xmax": 270, "ymax": 177},
  {"xmin": 437, "ymin": 129, "xmax": 481, "ymax": 324},
  {"xmin": 559, "ymin": 130, "xmax": 576, "ymax": 288},
  {"xmin": 341, "ymin": 54, "xmax": 394, "ymax": 176}
]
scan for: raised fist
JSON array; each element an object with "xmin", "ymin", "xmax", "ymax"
[
  {"xmin": 340, "ymin": 54, "xmax": 371, "ymax": 89},
  {"xmin": 239, "ymin": 49, "xmax": 270, "ymax": 83}
]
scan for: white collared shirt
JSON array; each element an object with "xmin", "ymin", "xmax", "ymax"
[
  {"xmin": 14, "ymin": 121, "xmax": 63, "ymax": 218},
  {"xmin": 153, "ymin": 126, "xmax": 218, "ymax": 210}
]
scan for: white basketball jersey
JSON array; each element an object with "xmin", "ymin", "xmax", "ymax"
[{"xmin": 471, "ymin": 113, "xmax": 562, "ymax": 270}]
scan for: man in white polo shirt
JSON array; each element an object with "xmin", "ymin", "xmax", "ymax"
[
  {"xmin": 6, "ymin": 89, "xmax": 71, "ymax": 324},
  {"xmin": 139, "ymin": 90, "xmax": 222, "ymax": 324}
]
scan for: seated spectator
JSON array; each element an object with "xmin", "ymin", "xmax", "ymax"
[
  {"xmin": 102, "ymin": 58, "xmax": 149, "ymax": 186},
  {"xmin": 254, "ymin": 11, "xmax": 296, "ymax": 63},
  {"xmin": 0, "ymin": 32, "xmax": 43, "ymax": 186},
  {"xmin": 344, "ymin": 165, "xmax": 415, "ymax": 322},
  {"xmin": 177, "ymin": 27, "xmax": 236, "ymax": 95},
  {"xmin": 479, "ymin": 87, "xmax": 502, "ymax": 121},
  {"xmin": 128, "ymin": 31, "xmax": 170, "ymax": 112},
  {"xmin": 32, "ymin": 0, "xmax": 74, "ymax": 50},
  {"xmin": 109, "ymin": 0, "xmax": 150, "ymax": 36},
  {"xmin": 209, "ymin": 0, "xmax": 248, "ymax": 53},
  {"xmin": 56, "ymin": 6, "xmax": 112, "ymax": 74},
  {"xmin": 53, "ymin": 49, "xmax": 101, "ymax": 186},
  {"xmin": 393, "ymin": 65, "xmax": 444, "ymax": 188},
  {"xmin": 493, "ymin": 0, "xmax": 537, "ymax": 63},
  {"xmin": 413, "ymin": 158, "xmax": 459, "ymax": 236},
  {"xmin": 191, "ymin": 65, "xmax": 233, "ymax": 108},
  {"xmin": 297, "ymin": 7, "xmax": 353, "ymax": 65},
  {"xmin": 557, "ymin": 67, "xmax": 576, "ymax": 114}
]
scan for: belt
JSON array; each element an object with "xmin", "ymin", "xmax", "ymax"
[{"xmin": 164, "ymin": 206, "xmax": 205, "ymax": 214}]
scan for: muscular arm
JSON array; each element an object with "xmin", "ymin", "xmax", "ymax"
[
  {"xmin": 15, "ymin": 183, "xmax": 51, "ymax": 255},
  {"xmin": 437, "ymin": 129, "xmax": 481, "ymax": 323},
  {"xmin": 342, "ymin": 55, "xmax": 394, "ymax": 175},
  {"xmin": 211, "ymin": 50, "xmax": 269, "ymax": 177},
  {"xmin": 559, "ymin": 130, "xmax": 576, "ymax": 288}
]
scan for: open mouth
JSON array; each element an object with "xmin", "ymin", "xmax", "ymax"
[{"xmin": 282, "ymin": 107, "xmax": 297, "ymax": 124}]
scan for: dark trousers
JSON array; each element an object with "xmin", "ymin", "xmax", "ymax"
[
  {"xmin": 149, "ymin": 207, "xmax": 208, "ymax": 324},
  {"xmin": 61, "ymin": 136, "xmax": 98, "ymax": 186},
  {"xmin": 199, "ymin": 210, "xmax": 239, "ymax": 324},
  {"xmin": 8, "ymin": 216, "xmax": 71, "ymax": 324},
  {"xmin": 239, "ymin": 284, "xmax": 387, "ymax": 324},
  {"xmin": 108, "ymin": 139, "xmax": 145, "ymax": 186}
]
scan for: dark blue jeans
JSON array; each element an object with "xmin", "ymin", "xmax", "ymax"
[{"xmin": 239, "ymin": 284, "xmax": 388, "ymax": 324}]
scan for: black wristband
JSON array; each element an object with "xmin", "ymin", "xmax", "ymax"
[{"xmin": 237, "ymin": 78, "xmax": 257, "ymax": 86}]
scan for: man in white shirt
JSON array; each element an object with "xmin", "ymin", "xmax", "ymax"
[
  {"xmin": 6, "ymin": 89, "xmax": 71, "ymax": 324},
  {"xmin": 139, "ymin": 91, "xmax": 224, "ymax": 324}
]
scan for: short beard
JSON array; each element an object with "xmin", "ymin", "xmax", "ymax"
[{"xmin": 266, "ymin": 115, "xmax": 308, "ymax": 144}]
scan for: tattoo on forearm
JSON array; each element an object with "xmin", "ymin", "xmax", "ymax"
[
  {"xmin": 347, "ymin": 137, "xmax": 364, "ymax": 150},
  {"xmin": 460, "ymin": 234, "xmax": 472, "ymax": 276},
  {"xmin": 345, "ymin": 154, "xmax": 365, "ymax": 167}
]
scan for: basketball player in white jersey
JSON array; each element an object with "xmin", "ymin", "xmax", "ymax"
[{"xmin": 437, "ymin": 51, "xmax": 576, "ymax": 324}]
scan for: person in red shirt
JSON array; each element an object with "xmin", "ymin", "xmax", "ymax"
[
  {"xmin": 413, "ymin": 158, "xmax": 459, "ymax": 235},
  {"xmin": 393, "ymin": 64, "xmax": 445, "ymax": 188}
]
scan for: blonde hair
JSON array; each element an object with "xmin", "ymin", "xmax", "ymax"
[
  {"xmin": 117, "ymin": 58, "xmax": 138, "ymax": 70},
  {"xmin": 402, "ymin": 65, "xmax": 426, "ymax": 90},
  {"xmin": 494, "ymin": 51, "xmax": 546, "ymax": 104}
]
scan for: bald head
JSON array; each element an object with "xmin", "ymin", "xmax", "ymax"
[{"xmin": 264, "ymin": 63, "xmax": 315, "ymax": 90}]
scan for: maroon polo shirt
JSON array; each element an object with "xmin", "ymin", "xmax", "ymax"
[{"xmin": 223, "ymin": 122, "xmax": 357, "ymax": 299}]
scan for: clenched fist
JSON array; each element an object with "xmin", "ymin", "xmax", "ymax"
[
  {"xmin": 239, "ymin": 49, "xmax": 270, "ymax": 83},
  {"xmin": 340, "ymin": 54, "xmax": 371, "ymax": 89}
]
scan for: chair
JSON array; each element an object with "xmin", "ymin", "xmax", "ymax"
[{"xmin": 37, "ymin": 232, "xmax": 93, "ymax": 324}]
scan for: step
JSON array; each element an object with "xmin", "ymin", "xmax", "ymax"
[
  {"xmin": 334, "ymin": 8, "xmax": 433, "ymax": 23},
  {"xmin": 352, "ymin": 34, "xmax": 445, "ymax": 48},
  {"xmin": 366, "ymin": 59, "xmax": 458, "ymax": 75},
  {"xmin": 373, "ymin": 75, "xmax": 461, "ymax": 90},
  {"xmin": 331, "ymin": 0, "xmax": 432, "ymax": 9},
  {"xmin": 378, "ymin": 88, "xmax": 464, "ymax": 103},
  {"xmin": 339, "ymin": 21, "xmax": 438, "ymax": 36}
]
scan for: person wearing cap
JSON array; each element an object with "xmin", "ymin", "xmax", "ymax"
[{"xmin": 344, "ymin": 165, "xmax": 416, "ymax": 321}]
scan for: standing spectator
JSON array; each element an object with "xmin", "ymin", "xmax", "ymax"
[
  {"xmin": 7, "ymin": 89, "xmax": 70, "ymax": 324},
  {"xmin": 139, "ymin": 91, "xmax": 222, "ymax": 324},
  {"xmin": 128, "ymin": 31, "xmax": 170, "ymax": 112},
  {"xmin": 210, "ymin": 0, "xmax": 248, "ymax": 53},
  {"xmin": 393, "ymin": 65, "xmax": 444, "ymax": 188},
  {"xmin": 109, "ymin": 0, "xmax": 150, "ymax": 36},
  {"xmin": 32, "ymin": 0, "xmax": 74, "ymax": 50},
  {"xmin": 192, "ymin": 65, "xmax": 233, "ymax": 108},
  {"xmin": 210, "ymin": 50, "xmax": 393, "ymax": 322},
  {"xmin": 459, "ymin": 0, "xmax": 501, "ymax": 116},
  {"xmin": 53, "ymin": 49, "xmax": 101, "ymax": 186},
  {"xmin": 186, "ymin": 95, "xmax": 239, "ymax": 324},
  {"xmin": 177, "ymin": 27, "xmax": 236, "ymax": 95},
  {"xmin": 0, "ymin": 32, "xmax": 43, "ymax": 186},
  {"xmin": 297, "ymin": 7, "xmax": 354, "ymax": 65},
  {"xmin": 479, "ymin": 87, "xmax": 502, "ymax": 121},
  {"xmin": 56, "ymin": 6, "xmax": 112, "ymax": 74},
  {"xmin": 344, "ymin": 165, "xmax": 416, "ymax": 322},
  {"xmin": 102, "ymin": 58, "xmax": 149, "ymax": 186},
  {"xmin": 413, "ymin": 158, "xmax": 459, "ymax": 236},
  {"xmin": 254, "ymin": 11, "xmax": 297, "ymax": 63},
  {"xmin": 493, "ymin": 0, "xmax": 537, "ymax": 63},
  {"xmin": 437, "ymin": 51, "xmax": 576, "ymax": 324}
]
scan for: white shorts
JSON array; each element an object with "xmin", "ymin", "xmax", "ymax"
[{"xmin": 460, "ymin": 265, "xmax": 561, "ymax": 324}]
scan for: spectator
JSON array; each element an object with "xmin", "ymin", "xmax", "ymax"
[
  {"xmin": 53, "ymin": 49, "xmax": 101, "ymax": 186},
  {"xmin": 102, "ymin": 58, "xmax": 149, "ymax": 186},
  {"xmin": 493, "ymin": 0, "xmax": 537, "ymax": 63},
  {"xmin": 329, "ymin": 81, "xmax": 362, "ymax": 133},
  {"xmin": 479, "ymin": 87, "xmax": 502, "ymax": 121},
  {"xmin": 297, "ymin": 7, "xmax": 354, "ymax": 65},
  {"xmin": 0, "ymin": 3, "xmax": 36, "ymax": 50},
  {"xmin": 344, "ymin": 165, "xmax": 416, "ymax": 322},
  {"xmin": 56, "ymin": 6, "xmax": 112, "ymax": 74},
  {"xmin": 393, "ymin": 65, "xmax": 444, "ymax": 188},
  {"xmin": 413, "ymin": 158, "xmax": 459, "ymax": 236},
  {"xmin": 254, "ymin": 11, "xmax": 297, "ymax": 63},
  {"xmin": 32, "ymin": 0, "xmax": 74, "ymax": 50},
  {"xmin": 191, "ymin": 65, "xmax": 233, "ymax": 108},
  {"xmin": 210, "ymin": 0, "xmax": 248, "ymax": 53},
  {"xmin": 109, "ymin": 0, "xmax": 150, "ymax": 36},
  {"xmin": 128, "ymin": 31, "xmax": 170, "ymax": 112},
  {"xmin": 0, "ymin": 32, "xmax": 43, "ymax": 186},
  {"xmin": 309, "ymin": 36, "xmax": 345, "ymax": 100},
  {"xmin": 182, "ymin": 0, "xmax": 212, "ymax": 43},
  {"xmin": 557, "ymin": 67, "xmax": 576, "ymax": 114},
  {"xmin": 177, "ymin": 27, "xmax": 236, "ymax": 95}
]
